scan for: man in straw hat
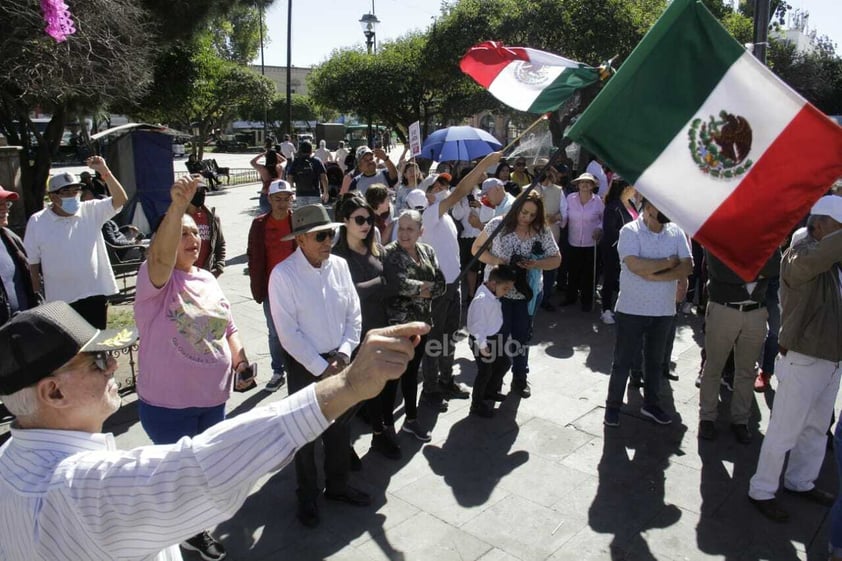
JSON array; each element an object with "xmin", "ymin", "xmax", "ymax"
[
  {"xmin": 268, "ymin": 204, "xmax": 368, "ymax": 527},
  {"xmin": 0, "ymin": 300, "xmax": 428, "ymax": 560}
]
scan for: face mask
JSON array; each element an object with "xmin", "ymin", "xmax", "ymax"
[
  {"xmin": 59, "ymin": 194, "xmax": 81, "ymax": 214},
  {"xmin": 190, "ymin": 190, "xmax": 206, "ymax": 208},
  {"xmin": 434, "ymin": 189, "xmax": 449, "ymax": 203},
  {"xmin": 656, "ymin": 212, "xmax": 671, "ymax": 224}
]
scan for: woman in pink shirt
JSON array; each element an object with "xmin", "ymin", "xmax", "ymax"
[{"xmin": 563, "ymin": 173, "xmax": 604, "ymax": 312}]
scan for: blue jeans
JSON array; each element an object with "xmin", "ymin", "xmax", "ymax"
[
  {"xmin": 761, "ymin": 277, "xmax": 781, "ymax": 374},
  {"xmin": 258, "ymin": 191, "xmax": 270, "ymax": 213},
  {"xmin": 831, "ymin": 422, "xmax": 842, "ymax": 554},
  {"xmin": 500, "ymin": 297, "xmax": 532, "ymax": 385},
  {"xmin": 606, "ymin": 312, "xmax": 673, "ymax": 410},
  {"xmin": 139, "ymin": 401, "xmax": 226, "ymax": 445},
  {"xmin": 263, "ymin": 299, "xmax": 286, "ymax": 375}
]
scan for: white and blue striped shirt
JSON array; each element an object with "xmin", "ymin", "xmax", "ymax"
[{"xmin": 0, "ymin": 385, "xmax": 328, "ymax": 561}]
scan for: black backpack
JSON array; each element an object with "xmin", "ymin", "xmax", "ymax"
[{"xmin": 292, "ymin": 156, "xmax": 319, "ymax": 196}]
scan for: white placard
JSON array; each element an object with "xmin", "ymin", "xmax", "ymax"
[{"xmin": 408, "ymin": 121, "xmax": 422, "ymax": 157}]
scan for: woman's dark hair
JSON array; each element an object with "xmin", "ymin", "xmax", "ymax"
[
  {"xmin": 604, "ymin": 177, "xmax": 630, "ymax": 205},
  {"xmin": 344, "ymin": 153, "xmax": 357, "ymax": 174},
  {"xmin": 364, "ymin": 183, "xmax": 390, "ymax": 210},
  {"xmin": 501, "ymin": 191, "xmax": 546, "ymax": 235},
  {"xmin": 494, "ymin": 162, "xmax": 511, "ymax": 179},
  {"xmin": 335, "ymin": 193, "xmax": 379, "ymax": 256},
  {"xmin": 402, "ymin": 162, "xmax": 422, "ymax": 186}
]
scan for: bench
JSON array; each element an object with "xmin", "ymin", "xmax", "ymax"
[
  {"xmin": 106, "ymin": 239, "xmax": 146, "ymax": 304},
  {"xmin": 202, "ymin": 159, "xmax": 230, "ymax": 185}
]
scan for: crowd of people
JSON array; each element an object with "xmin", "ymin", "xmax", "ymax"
[{"xmin": 0, "ymin": 145, "xmax": 840, "ymax": 561}]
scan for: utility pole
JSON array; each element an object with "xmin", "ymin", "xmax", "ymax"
[
  {"xmin": 752, "ymin": 0, "xmax": 771, "ymax": 64},
  {"xmin": 259, "ymin": 1, "xmax": 267, "ymax": 141},
  {"xmin": 286, "ymin": 0, "xmax": 293, "ymax": 137}
]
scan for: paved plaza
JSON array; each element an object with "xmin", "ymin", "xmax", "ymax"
[{"xmin": 3, "ymin": 153, "xmax": 839, "ymax": 560}]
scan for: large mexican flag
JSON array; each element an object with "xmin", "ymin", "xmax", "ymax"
[{"xmin": 567, "ymin": 0, "xmax": 842, "ymax": 280}]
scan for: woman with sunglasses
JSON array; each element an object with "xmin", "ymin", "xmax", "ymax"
[
  {"xmin": 382, "ymin": 210, "xmax": 446, "ymax": 442},
  {"xmin": 134, "ymin": 176, "xmax": 253, "ymax": 560},
  {"xmin": 332, "ymin": 194, "xmax": 400, "ymax": 458}
]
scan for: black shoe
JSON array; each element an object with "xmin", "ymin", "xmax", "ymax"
[
  {"xmin": 511, "ymin": 382, "xmax": 531, "ymax": 399},
  {"xmin": 371, "ymin": 431, "xmax": 402, "ymax": 460},
  {"xmin": 438, "ymin": 380, "xmax": 470, "ymax": 400},
  {"xmin": 698, "ymin": 420, "xmax": 717, "ymax": 440},
  {"xmin": 297, "ymin": 499, "xmax": 320, "ymax": 527},
  {"xmin": 349, "ymin": 447, "xmax": 362, "ymax": 471},
  {"xmin": 485, "ymin": 392, "xmax": 507, "ymax": 402},
  {"xmin": 324, "ymin": 485, "xmax": 372, "ymax": 507},
  {"xmin": 181, "ymin": 531, "xmax": 227, "ymax": 560},
  {"xmin": 749, "ymin": 496, "xmax": 789, "ymax": 522},
  {"xmin": 420, "ymin": 391, "xmax": 449, "ymax": 412},
  {"xmin": 784, "ymin": 486, "xmax": 835, "ymax": 507},
  {"xmin": 730, "ymin": 423, "xmax": 752, "ymax": 444},
  {"xmin": 470, "ymin": 402, "xmax": 494, "ymax": 418}
]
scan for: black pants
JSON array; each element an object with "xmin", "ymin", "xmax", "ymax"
[
  {"xmin": 565, "ymin": 245, "xmax": 596, "ymax": 309},
  {"xmin": 284, "ymin": 351, "xmax": 350, "ymax": 501},
  {"xmin": 70, "ymin": 295, "xmax": 108, "ymax": 329},
  {"xmin": 600, "ymin": 246, "xmax": 621, "ymax": 313},
  {"xmin": 379, "ymin": 334, "xmax": 426, "ymax": 425},
  {"xmin": 470, "ymin": 335, "xmax": 511, "ymax": 404}
]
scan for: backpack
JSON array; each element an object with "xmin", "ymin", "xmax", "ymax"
[{"xmin": 292, "ymin": 156, "xmax": 319, "ymax": 196}]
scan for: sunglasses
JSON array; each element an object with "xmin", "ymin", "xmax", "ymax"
[
  {"xmin": 314, "ymin": 229, "xmax": 335, "ymax": 243},
  {"xmin": 352, "ymin": 215, "xmax": 374, "ymax": 226},
  {"xmin": 87, "ymin": 351, "xmax": 110, "ymax": 372}
]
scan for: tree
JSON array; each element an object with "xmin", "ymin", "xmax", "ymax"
[
  {"xmin": 768, "ymin": 36, "xmax": 842, "ymax": 115},
  {"xmin": 0, "ymin": 0, "xmax": 155, "ymax": 217}
]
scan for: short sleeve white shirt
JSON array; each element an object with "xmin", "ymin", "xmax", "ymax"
[
  {"xmin": 421, "ymin": 200, "xmax": 461, "ymax": 283},
  {"xmin": 24, "ymin": 198, "xmax": 119, "ymax": 303},
  {"xmin": 615, "ymin": 217, "xmax": 692, "ymax": 317}
]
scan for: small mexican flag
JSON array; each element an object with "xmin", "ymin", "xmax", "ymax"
[
  {"xmin": 460, "ymin": 41, "xmax": 600, "ymax": 114},
  {"xmin": 567, "ymin": 0, "xmax": 842, "ymax": 280}
]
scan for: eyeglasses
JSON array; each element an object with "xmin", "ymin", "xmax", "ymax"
[
  {"xmin": 55, "ymin": 186, "xmax": 81, "ymax": 196},
  {"xmin": 86, "ymin": 351, "xmax": 110, "ymax": 372},
  {"xmin": 353, "ymin": 215, "xmax": 374, "ymax": 226},
  {"xmin": 314, "ymin": 229, "xmax": 335, "ymax": 243}
]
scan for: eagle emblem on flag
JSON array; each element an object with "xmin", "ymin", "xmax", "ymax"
[
  {"xmin": 688, "ymin": 111, "xmax": 754, "ymax": 178},
  {"xmin": 512, "ymin": 61, "xmax": 552, "ymax": 87}
]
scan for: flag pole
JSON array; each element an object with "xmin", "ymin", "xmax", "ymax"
[{"xmin": 500, "ymin": 114, "xmax": 550, "ymax": 153}]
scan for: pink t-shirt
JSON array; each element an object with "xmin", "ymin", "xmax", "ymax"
[{"xmin": 134, "ymin": 262, "xmax": 237, "ymax": 408}]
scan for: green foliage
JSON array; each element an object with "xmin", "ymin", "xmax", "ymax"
[{"xmin": 768, "ymin": 37, "xmax": 842, "ymax": 114}]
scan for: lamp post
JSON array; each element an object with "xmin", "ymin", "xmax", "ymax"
[
  {"xmin": 286, "ymin": 0, "xmax": 293, "ymax": 137},
  {"xmin": 359, "ymin": 7, "xmax": 379, "ymax": 146}
]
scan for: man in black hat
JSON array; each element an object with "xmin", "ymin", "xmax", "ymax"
[
  {"xmin": 0, "ymin": 300, "xmax": 427, "ymax": 560},
  {"xmin": 268, "ymin": 204, "xmax": 368, "ymax": 527}
]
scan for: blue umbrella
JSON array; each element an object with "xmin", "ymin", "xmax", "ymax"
[{"xmin": 421, "ymin": 126, "xmax": 502, "ymax": 162}]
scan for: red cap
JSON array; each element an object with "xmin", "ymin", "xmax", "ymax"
[{"xmin": 0, "ymin": 186, "xmax": 20, "ymax": 201}]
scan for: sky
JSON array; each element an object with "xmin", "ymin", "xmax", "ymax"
[{"xmin": 254, "ymin": 0, "xmax": 842, "ymax": 69}]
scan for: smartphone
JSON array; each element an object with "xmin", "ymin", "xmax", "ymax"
[
  {"xmin": 234, "ymin": 362, "xmax": 258, "ymax": 392},
  {"xmin": 467, "ymin": 193, "xmax": 476, "ymax": 203}
]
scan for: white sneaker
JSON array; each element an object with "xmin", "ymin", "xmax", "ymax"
[
  {"xmin": 265, "ymin": 373, "xmax": 285, "ymax": 392},
  {"xmin": 600, "ymin": 310, "xmax": 616, "ymax": 325}
]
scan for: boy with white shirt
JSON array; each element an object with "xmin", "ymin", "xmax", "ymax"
[{"xmin": 467, "ymin": 265, "xmax": 517, "ymax": 418}]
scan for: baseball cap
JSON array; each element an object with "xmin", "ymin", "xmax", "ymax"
[
  {"xmin": 0, "ymin": 186, "xmax": 20, "ymax": 201},
  {"xmin": 268, "ymin": 179, "xmax": 294, "ymax": 195},
  {"xmin": 810, "ymin": 195, "xmax": 842, "ymax": 223},
  {"xmin": 48, "ymin": 172, "xmax": 83, "ymax": 193},
  {"xmin": 0, "ymin": 301, "xmax": 138, "ymax": 395},
  {"xmin": 356, "ymin": 146, "xmax": 374, "ymax": 160},
  {"xmin": 405, "ymin": 189, "xmax": 428, "ymax": 210},
  {"xmin": 419, "ymin": 173, "xmax": 452, "ymax": 192},
  {"xmin": 481, "ymin": 177, "xmax": 504, "ymax": 194}
]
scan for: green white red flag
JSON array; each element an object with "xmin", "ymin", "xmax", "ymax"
[
  {"xmin": 460, "ymin": 41, "xmax": 600, "ymax": 114},
  {"xmin": 567, "ymin": 0, "xmax": 842, "ymax": 280}
]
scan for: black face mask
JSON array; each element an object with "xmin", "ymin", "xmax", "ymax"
[
  {"xmin": 656, "ymin": 211, "xmax": 671, "ymax": 224},
  {"xmin": 190, "ymin": 190, "xmax": 206, "ymax": 208}
]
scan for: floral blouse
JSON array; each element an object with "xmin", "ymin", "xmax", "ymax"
[
  {"xmin": 482, "ymin": 216, "xmax": 560, "ymax": 300},
  {"xmin": 382, "ymin": 241, "xmax": 446, "ymax": 324}
]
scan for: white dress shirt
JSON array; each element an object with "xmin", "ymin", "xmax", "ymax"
[
  {"xmin": 467, "ymin": 284, "xmax": 503, "ymax": 350},
  {"xmin": 0, "ymin": 386, "xmax": 328, "ymax": 561},
  {"xmin": 269, "ymin": 248, "xmax": 361, "ymax": 376}
]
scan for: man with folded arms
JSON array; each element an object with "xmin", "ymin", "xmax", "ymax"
[
  {"xmin": 269, "ymin": 204, "xmax": 367, "ymax": 528},
  {"xmin": 0, "ymin": 300, "xmax": 426, "ymax": 560},
  {"xmin": 748, "ymin": 195, "xmax": 842, "ymax": 522}
]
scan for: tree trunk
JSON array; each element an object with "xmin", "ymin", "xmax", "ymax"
[{"xmin": 20, "ymin": 107, "xmax": 66, "ymax": 219}]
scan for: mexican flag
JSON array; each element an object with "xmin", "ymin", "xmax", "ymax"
[
  {"xmin": 567, "ymin": 0, "xmax": 842, "ymax": 280},
  {"xmin": 460, "ymin": 41, "xmax": 600, "ymax": 114}
]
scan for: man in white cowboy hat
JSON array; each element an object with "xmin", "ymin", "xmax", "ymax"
[
  {"xmin": 748, "ymin": 194, "xmax": 842, "ymax": 523},
  {"xmin": 24, "ymin": 156, "xmax": 128, "ymax": 329},
  {"xmin": 247, "ymin": 179, "xmax": 296, "ymax": 392},
  {"xmin": 268, "ymin": 204, "xmax": 367, "ymax": 528}
]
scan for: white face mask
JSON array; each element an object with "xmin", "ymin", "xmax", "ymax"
[{"xmin": 59, "ymin": 194, "xmax": 81, "ymax": 214}]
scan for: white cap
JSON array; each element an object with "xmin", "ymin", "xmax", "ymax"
[
  {"xmin": 481, "ymin": 177, "xmax": 504, "ymax": 194},
  {"xmin": 405, "ymin": 189, "xmax": 428, "ymax": 210},
  {"xmin": 268, "ymin": 179, "xmax": 294, "ymax": 195},
  {"xmin": 48, "ymin": 172, "xmax": 82, "ymax": 193},
  {"xmin": 810, "ymin": 195, "xmax": 842, "ymax": 223}
]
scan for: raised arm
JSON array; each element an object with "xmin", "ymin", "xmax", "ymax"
[
  {"xmin": 147, "ymin": 176, "xmax": 200, "ymax": 288},
  {"xmin": 439, "ymin": 151, "xmax": 503, "ymax": 217},
  {"xmin": 87, "ymin": 156, "xmax": 127, "ymax": 210}
]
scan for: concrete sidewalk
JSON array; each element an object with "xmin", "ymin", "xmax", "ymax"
[{"xmin": 7, "ymin": 180, "xmax": 839, "ymax": 561}]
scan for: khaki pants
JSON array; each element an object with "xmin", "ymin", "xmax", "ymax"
[{"xmin": 699, "ymin": 301, "xmax": 768, "ymax": 424}]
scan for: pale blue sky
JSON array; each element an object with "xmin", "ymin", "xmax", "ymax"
[{"xmin": 254, "ymin": 0, "xmax": 841, "ymax": 69}]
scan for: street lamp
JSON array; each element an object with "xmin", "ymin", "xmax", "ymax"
[
  {"xmin": 359, "ymin": 8, "xmax": 380, "ymax": 146},
  {"xmin": 359, "ymin": 13, "xmax": 380, "ymax": 55}
]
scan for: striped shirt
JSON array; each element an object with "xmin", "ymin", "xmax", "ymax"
[{"xmin": 0, "ymin": 385, "xmax": 328, "ymax": 561}]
